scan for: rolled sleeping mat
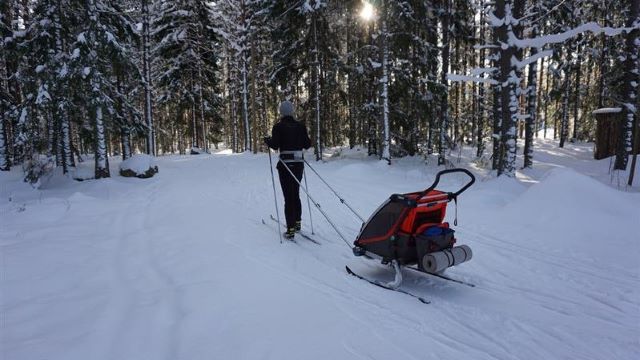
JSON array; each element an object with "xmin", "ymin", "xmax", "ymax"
[{"xmin": 421, "ymin": 245, "xmax": 472, "ymax": 274}]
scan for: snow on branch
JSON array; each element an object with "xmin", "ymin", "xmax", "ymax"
[
  {"xmin": 471, "ymin": 67, "xmax": 497, "ymax": 76},
  {"xmin": 509, "ymin": 22, "xmax": 639, "ymax": 48},
  {"xmin": 512, "ymin": 49, "xmax": 553, "ymax": 69},
  {"xmin": 447, "ymin": 74, "xmax": 498, "ymax": 85}
]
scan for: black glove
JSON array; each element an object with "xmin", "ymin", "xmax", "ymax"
[{"xmin": 263, "ymin": 136, "xmax": 271, "ymax": 145}]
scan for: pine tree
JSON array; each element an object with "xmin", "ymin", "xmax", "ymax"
[
  {"xmin": 615, "ymin": 0, "xmax": 639, "ymax": 171},
  {"xmin": 73, "ymin": 0, "xmax": 141, "ymax": 178},
  {"xmin": 141, "ymin": 0, "xmax": 155, "ymax": 155},
  {"xmin": 0, "ymin": 1, "xmax": 12, "ymax": 171},
  {"xmin": 492, "ymin": 0, "xmax": 524, "ymax": 176},
  {"xmin": 19, "ymin": 0, "xmax": 82, "ymax": 173},
  {"xmin": 153, "ymin": 0, "xmax": 220, "ymax": 153}
]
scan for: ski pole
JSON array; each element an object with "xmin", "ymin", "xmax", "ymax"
[
  {"xmin": 268, "ymin": 150, "xmax": 284, "ymax": 244},
  {"xmin": 303, "ymin": 168, "xmax": 315, "ymax": 234},
  {"xmin": 279, "ymin": 159, "xmax": 352, "ymax": 248},
  {"xmin": 303, "ymin": 159, "xmax": 365, "ymax": 223}
]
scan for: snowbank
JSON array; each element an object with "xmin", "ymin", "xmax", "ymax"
[
  {"xmin": 492, "ymin": 168, "xmax": 640, "ymax": 265},
  {"xmin": 118, "ymin": 154, "xmax": 158, "ymax": 178},
  {"xmin": 3, "ymin": 140, "xmax": 639, "ymax": 360}
]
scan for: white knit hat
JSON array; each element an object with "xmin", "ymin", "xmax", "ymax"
[{"xmin": 279, "ymin": 100, "xmax": 295, "ymax": 117}]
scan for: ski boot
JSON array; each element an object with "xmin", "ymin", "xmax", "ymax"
[
  {"xmin": 284, "ymin": 228, "xmax": 296, "ymax": 240},
  {"xmin": 294, "ymin": 221, "xmax": 301, "ymax": 233}
]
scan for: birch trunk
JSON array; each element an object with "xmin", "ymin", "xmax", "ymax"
[{"xmin": 94, "ymin": 105, "xmax": 110, "ymax": 178}]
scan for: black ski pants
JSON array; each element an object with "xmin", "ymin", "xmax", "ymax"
[{"xmin": 277, "ymin": 161, "xmax": 304, "ymax": 229}]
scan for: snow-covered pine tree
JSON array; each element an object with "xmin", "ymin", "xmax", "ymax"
[
  {"xmin": 0, "ymin": 1, "xmax": 11, "ymax": 171},
  {"xmin": 523, "ymin": 38, "xmax": 537, "ymax": 167},
  {"xmin": 494, "ymin": 0, "xmax": 524, "ymax": 176},
  {"xmin": 153, "ymin": 0, "xmax": 219, "ymax": 153},
  {"xmin": 523, "ymin": 0, "xmax": 548, "ymax": 167},
  {"xmin": 141, "ymin": 0, "xmax": 155, "ymax": 155},
  {"xmin": 214, "ymin": 0, "xmax": 273, "ymax": 153},
  {"xmin": 310, "ymin": 1, "xmax": 325, "ymax": 160},
  {"xmin": 341, "ymin": 0, "xmax": 381, "ymax": 156},
  {"xmin": 378, "ymin": 0, "xmax": 390, "ymax": 163},
  {"xmin": 20, "ymin": 0, "xmax": 87, "ymax": 174},
  {"xmin": 476, "ymin": 0, "xmax": 490, "ymax": 158},
  {"xmin": 435, "ymin": 0, "xmax": 474, "ymax": 166},
  {"xmin": 385, "ymin": 0, "xmax": 439, "ymax": 157},
  {"xmin": 268, "ymin": 0, "xmax": 333, "ymax": 160},
  {"xmin": 72, "ymin": 0, "xmax": 141, "ymax": 178},
  {"xmin": 615, "ymin": 0, "xmax": 639, "ymax": 171},
  {"xmin": 246, "ymin": 2, "xmax": 274, "ymax": 154},
  {"xmin": 438, "ymin": 0, "xmax": 451, "ymax": 166}
]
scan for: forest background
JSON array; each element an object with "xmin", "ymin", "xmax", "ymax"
[{"xmin": 0, "ymin": 0, "xmax": 638, "ymax": 183}]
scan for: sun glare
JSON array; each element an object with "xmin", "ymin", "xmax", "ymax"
[{"xmin": 360, "ymin": 2, "xmax": 375, "ymax": 21}]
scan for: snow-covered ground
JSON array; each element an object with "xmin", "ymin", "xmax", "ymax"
[{"xmin": 2, "ymin": 138, "xmax": 639, "ymax": 360}]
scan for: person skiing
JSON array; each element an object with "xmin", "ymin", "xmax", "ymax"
[{"xmin": 264, "ymin": 100, "xmax": 312, "ymax": 239}]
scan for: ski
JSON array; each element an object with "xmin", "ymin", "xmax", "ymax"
[
  {"xmin": 345, "ymin": 266, "xmax": 430, "ymax": 304},
  {"xmin": 267, "ymin": 215, "xmax": 321, "ymax": 245},
  {"xmin": 406, "ymin": 266, "xmax": 476, "ymax": 287},
  {"xmin": 359, "ymin": 251, "xmax": 475, "ymax": 288},
  {"xmin": 261, "ymin": 218, "xmax": 297, "ymax": 243}
]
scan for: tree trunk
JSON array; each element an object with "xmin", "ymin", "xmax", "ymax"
[
  {"xmin": 54, "ymin": 2, "xmax": 74, "ymax": 173},
  {"xmin": 240, "ymin": 1, "xmax": 251, "ymax": 152},
  {"xmin": 572, "ymin": 39, "xmax": 582, "ymax": 141},
  {"xmin": 191, "ymin": 84, "xmax": 198, "ymax": 149},
  {"xmin": 142, "ymin": 0, "xmax": 155, "ymax": 156},
  {"xmin": 615, "ymin": 0, "xmax": 639, "ymax": 170},
  {"xmin": 241, "ymin": 54, "xmax": 251, "ymax": 151},
  {"xmin": 477, "ymin": 72, "xmax": 485, "ymax": 157},
  {"xmin": 313, "ymin": 13, "xmax": 322, "ymax": 161},
  {"xmin": 628, "ymin": 107, "xmax": 639, "ymax": 185},
  {"xmin": 492, "ymin": 84, "xmax": 502, "ymax": 170},
  {"xmin": 544, "ymin": 56, "xmax": 551, "ymax": 139},
  {"xmin": 0, "ymin": 111, "xmax": 8, "ymax": 171},
  {"xmin": 524, "ymin": 37, "xmax": 537, "ymax": 168},
  {"xmin": 536, "ymin": 57, "xmax": 545, "ymax": 137},
  {"xmin": 121, "ymin": 127, "xmax": 131, "ymax": 161},
  {"xmin": 598, "ymin": 2, "xmax": 610, "ymax": 109},
  {"xmin": 495, "ymin": 0, "xmax": 523, "ymax": 176},
  {"xmin": 559, "ymin": 69, "xmax": 570, "ymax": 148},
  {"xmin": 438, "ymin": 0, "xmax": 451, "ymax": 166},
  {"xmin": 228, "ymin": 54, "xmax": 239, "ymax": 153},
  {"xmin": 94, "ymin": 105, "xmax": 110, "ymax": 178},
  {"xmin": 381, "ymin": 22, "xmax": 390, "ymax": 162},
  {"xmin": 0, "ymin": 46, "xmax": 9, "ymax": 171},
  {"xmin": 60, "ymin": 104, "xmax": 75, "ymax": 172}
]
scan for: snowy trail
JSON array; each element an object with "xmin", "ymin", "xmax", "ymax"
[{"xmin": 2, "ymin": 143, "xmax": 639, "ymax": 360}]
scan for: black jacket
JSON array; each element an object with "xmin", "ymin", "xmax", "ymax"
[{"xmin": 266, "ymin": 116, "xmax": 311, "ymax": 152}]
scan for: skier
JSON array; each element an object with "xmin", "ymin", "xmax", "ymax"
[{"xmin": 264, "ymin": 100, "xmax": 312, "ymax": 239}]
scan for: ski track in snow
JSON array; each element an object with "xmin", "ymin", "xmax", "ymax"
[{"xmin": 2, "ymin": 141, "xmax": 639, "ymax": 360}]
